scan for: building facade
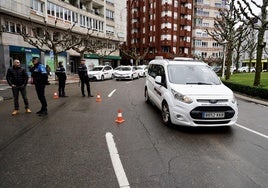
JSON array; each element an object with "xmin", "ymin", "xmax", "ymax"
[
  {"xmin": 126, "ymin": 0, "xmax": 193, "ymax": 62},
  {"xmin": 192, "ymin": 0, "xmax": 226, "ymax": 60},
  {"xmin": 0, "ymin": 0, "xmax": 126, "ymax": 79}
]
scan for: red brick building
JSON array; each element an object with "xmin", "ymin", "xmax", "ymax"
[{"xmin": 126, "ymin": 0, "xmax": 193, "ymax": 62}]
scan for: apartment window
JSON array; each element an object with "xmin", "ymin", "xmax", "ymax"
[
  {"xmin": 10, "ymin": 22, "xmax": 15, "ymax": 33},
  {"xmin": 195, "ymin": 0, "xmax": 203, "ymax": 4},
  {"xmin": 162, "ymin": 0, "xmax": 172, "ymax": 5},
  {"xmin": 106, "ymin": 9, "xmax": 114, "ymax": 20},
  {"xmin": 31, "ymin": 0, "xmax": 44, "ymax": 13},
  {"xmin": 106, "ymin": 25, "xmax": 115, "ymax": 34},
  {"xmin": 16, "ymin": 24, "xmax": 21, "ymax": 34}
]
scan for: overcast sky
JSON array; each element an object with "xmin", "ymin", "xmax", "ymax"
[{"xmin": 237, "ymin": 0, "xmax": 262, "ymax": 15}]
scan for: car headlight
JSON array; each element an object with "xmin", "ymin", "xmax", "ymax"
[
  {"xmin": 171, "ymin": 89, "xmax": 193, "ymax": 104},
  {"xmin": 231, "ymin": 95, "xmax": 237, "ymax": 104}
]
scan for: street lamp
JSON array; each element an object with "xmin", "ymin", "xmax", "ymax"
[{"xmin": 222, "ymin": 40, "xmax": 228, "ymax": 79}]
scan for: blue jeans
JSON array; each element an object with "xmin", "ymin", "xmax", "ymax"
[{"xmin": 12, "ymin": 86, "xmax": 29, "ymax": 110}]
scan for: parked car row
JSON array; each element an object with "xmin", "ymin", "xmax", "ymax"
[{"xmin": 87, "ymin": 65, "xmax": 148, "ymax": 81}]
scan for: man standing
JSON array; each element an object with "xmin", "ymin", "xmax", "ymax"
[
  {"xmin": 77, "ymin": 59, "xmax": 93, "ymax": 97},
  {"xmin": 30, "ymin": 57, "xmax": 48, "ymax": 116},
  {"xmin": 55, "ymin": 61, "xmax": 67, "ymax": 97},
  {"xmin": 6, "ymin": 59, "xmax": 31, "ymax": 115}
]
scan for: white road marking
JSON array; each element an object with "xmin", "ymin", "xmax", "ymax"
[
  {"xmin": 236, "ymin": 123, "xmax": 268, "ymax": 139},
  {"xmin": 108, "ymin": 89, "xmax": 117, "ymax": 97},
  {"xmin": 126, "ymin": 81, "xmax": 132, "ymax": 84},
  {"xmin": 105, "ymin": 132, "xmax": 130, "ymax": 188}
]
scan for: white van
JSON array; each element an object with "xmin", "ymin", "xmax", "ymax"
[{"xmin": 144, "ymin": 57, "xmax": 238, "ymax": 127}]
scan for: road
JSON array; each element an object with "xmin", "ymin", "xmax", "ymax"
[{"xmin": 0, "ymin": 78, "xmax": 267, "ymax": 188}]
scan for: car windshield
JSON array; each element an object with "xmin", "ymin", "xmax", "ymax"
[
  {"xmin": 92, "ymin": 67, "xmax": 103, "ymax": 71},
  {"xmin": 167, "ymin": 64, "xmax": 221, "ymax": 85},
  {"xmin": 119, "ymin": 67, "xmax": 131, "ymax": 71}
]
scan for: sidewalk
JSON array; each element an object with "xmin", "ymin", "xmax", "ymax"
[{"xmin": 0, "ymin": 74, "xmax": 80, "ymax": 102}]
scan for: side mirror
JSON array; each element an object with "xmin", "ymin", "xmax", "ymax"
[{"xmin": 155, "ymin": 76, "xmax": 162, "ymax": 85}]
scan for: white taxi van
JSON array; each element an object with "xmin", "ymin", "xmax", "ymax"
[{"xmin": 144, "ymin": 57, "xmax": 238, "ymax": 127}]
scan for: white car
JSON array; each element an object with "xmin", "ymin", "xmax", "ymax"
[
  {"xmin": 88, "ymin": 65, "xmax": 113, "ymax": 81},
  {"xmin": 237, "ymin": 66, "xmax": 255, "ymax": 72},
  {"xmin": 144, "ymin": 57, "xmax": 238, "ymax": 127},
  {"xmin": 113, "ymin": 66, "xmax": 139, "ymax": 80},
  {"xmin": 136, "ymin": 65, "xmax": 148, "ymax": 77}
]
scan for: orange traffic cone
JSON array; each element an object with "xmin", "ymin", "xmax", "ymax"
[
  {"xmin": 96, "ymin": 93, "xmax": 102, "ymax": 102},
  {"xmin": 53, "ymin": 92, "xmax": 59, "ymax": 99},
  {"xmin": 115, "ymin": 109, "xmax": 125, "ymax": 124}
]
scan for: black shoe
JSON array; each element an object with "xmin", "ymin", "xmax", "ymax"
[
  {"xmin": 62, "ymin": 95, "xmax": 68, "ymax": 97},
  {"xmin": 82, "ymin": 94, "xmax": 86, "ymax": 97},
  {"xmin": 38, "ymin": 111, "xmax": 48, "ymax": 116},
  {"xmin": 88, "ymin": 95, "xmax": 94, "ymax": 97},
  {"xmin": 36, "ymin": 110, "xmax": 42, "ymax": 114}
]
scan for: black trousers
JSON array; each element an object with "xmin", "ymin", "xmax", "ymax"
[
  {"xmin": 35, "ymin": 84, "xmax": 47, "ymax": 112},
  {"xmin": 58, "ymin": 79, "xmax": 66, "ymax": 97},
  {"xmin": 80, "ymin": 79, "xmax": 91, "ymax": 96},
  {"xmin": 12, "ymin": 86, "xmax": 29, "ymax": 110}
]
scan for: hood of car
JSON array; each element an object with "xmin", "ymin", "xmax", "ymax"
[
  {"xmin": 88, "ymin": 70, "xmax": 102, "ymax": 75},
  {"xmin": 170, "ymin": 83, "xmax": 233, "ymax": 97}
]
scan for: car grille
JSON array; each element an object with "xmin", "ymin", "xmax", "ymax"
[{"xmin": 190, "ymin": 106, "xmax": 235, "ymax": 121}]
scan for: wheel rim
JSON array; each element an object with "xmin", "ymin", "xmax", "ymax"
[{"xmin": 162, "ymin": 103, "xmax": 170, "ymax": 123}]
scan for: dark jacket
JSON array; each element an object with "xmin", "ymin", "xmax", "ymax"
[
  {"xmin": 78, "ymin": 64, "xmax": 89, "ymax": 81},
  {"xmin": 55, "ymin": 65, "xmax": 67, "ymax": 80},
  {"xmin": 30, "ymin": 63, "xmax": 48, "ymax": 85},
  {"xmin": 6, "ymin": 65, "xmax": 28, "ymax": 87}
]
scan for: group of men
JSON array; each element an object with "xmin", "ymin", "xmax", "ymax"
[{"xmin": 6, "ymin": 58, "xmax": 93, "ymax": 116}]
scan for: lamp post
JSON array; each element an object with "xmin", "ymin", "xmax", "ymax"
[{"xmin": 222, "ymin": 40, "xmax": 228, "ymax": 79}]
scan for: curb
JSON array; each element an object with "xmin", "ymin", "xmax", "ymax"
[{"xmin": 234, "ymin": 93, "xmax": 268, "ymax": 106}]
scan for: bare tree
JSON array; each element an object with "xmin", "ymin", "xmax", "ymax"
[
  {"xmin": 236, "ymin": 0, "xmax": 268, "ymax": 86},
  {"xmin": 233, "ymin": 24, "xmax": 251, "ymax": 72},
  {"xmin": 119, "ymin": 45, "xmax": 149, "ymax": 66},
  {"xmin": 206, "ymin": 1, "xmax": 241, "ymax": 80},
  {"xmin": 21, "ymin": 18, "xmax": 81, "ymax": 75}
]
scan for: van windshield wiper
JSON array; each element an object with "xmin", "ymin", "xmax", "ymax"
[{"xmin": 186, "ymin": 82, "xmax": 212, "ymax": 85}]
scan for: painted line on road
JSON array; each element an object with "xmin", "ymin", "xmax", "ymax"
[
  {"xmin": 108, "ymin": 89, "xmax": 117, "ymax": 97},
  {"xmin": 236, "ymin": 123, "xmax": 268, "ymax": 140},
  {"xmin": 105, "ymin": 132, "xmax": 130, "ymax": 188}
]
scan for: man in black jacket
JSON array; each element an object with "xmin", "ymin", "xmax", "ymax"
[
  {"xmin": 77, "ymin": 59, "xmax": 93, "ymax": 97},
  {"xmin": 6, "ymin": 59, "xmax": 31, "ymax": 115},
  {"xmin": 30, "ymin": 57, "xmax": 48, "ymax": 116},
  {"xmin": 55, "ymin": 61, "xmax": 67, "ymax": 97}
]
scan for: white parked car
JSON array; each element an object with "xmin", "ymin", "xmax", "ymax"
[
  {"xmin": 88, "ymin": 65, "xmax": 113, "ymax": 81},
  {"xmin": 113, "ymin": 66, "xmax": 139, "ymax": 80},
  {"xmin": 136, "ymin": 65, "xmax": 148, "ymax": 77},
  {"xmin": 237, "ymin": 66, "xmax": 255, "ymax": 72},
  {"xmin": 144, "ymin": 57, "xmax": 238, "ymax": 127}
]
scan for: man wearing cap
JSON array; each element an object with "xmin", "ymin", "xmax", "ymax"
[
  {"xmin": 30, "ymin": 57, "xmax": 48, "ymax": 116},
  {"xmin": 55, "ymin": 61, "xmax": 67, "ymax": 97},
  {"xmin": 77, "ymin": 59, "xmax": 93, "ymax": 97},
  {"xmin": 6, "ymin": 59, "xmax": 31, "ymax": 115}
]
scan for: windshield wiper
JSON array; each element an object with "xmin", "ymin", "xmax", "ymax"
[{"xmin": 186, "ymin": 82, "xmax": 212, "ymax": 85}]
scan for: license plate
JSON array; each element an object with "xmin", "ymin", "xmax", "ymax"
[{"xmin": 203, "ymin": 112, "xmax": 225, "ymax": 118}]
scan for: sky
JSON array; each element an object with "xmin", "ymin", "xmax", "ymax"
[{"xmin": 237, "ymin": 0, "xmax": 262, "ymax": 15}]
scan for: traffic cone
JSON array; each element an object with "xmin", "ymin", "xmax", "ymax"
[
  {"xmin": 96, "ymin": 93, "xmax": 102, "ymax": 102},
  {"xmin": 115, "ymin": 109, "xmax": 125, "ymax": 124},
  {"xmin": 53, "ymin": 92, "xmax": 59, "ymax": 99}
]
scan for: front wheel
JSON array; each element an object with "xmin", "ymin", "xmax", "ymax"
[{"xmin": 162, "ymin": 102, "xmax": 171, "ymax": 126}]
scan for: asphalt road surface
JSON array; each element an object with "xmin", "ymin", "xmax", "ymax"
[{"xmin": 0, "ymin": 78, "xmax": 267, "ymax": 188}]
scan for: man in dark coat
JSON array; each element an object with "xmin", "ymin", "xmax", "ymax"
[
  {"xmin": 55, "ymin": 61, "xmax": 67, "ymax": 97},
  {"xmin": 30, "ymin": 57, "xmax": 48, "ymax": 116},
  {"xmin": 6, "ymin": 59, "xmax": 31, "ymax": 115},
  {"xmin": 77, "ymin": 59, "xmax": 93, "ymax": 97}
]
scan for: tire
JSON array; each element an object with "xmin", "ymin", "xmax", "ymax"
[
  {"xmin": 162, "ymin": 102, "xmax": 171, "ymax": 126},
  {"xmin": 144, "ymin": 87, "xmax": 150, "ymax": 104},
  {"xmin": 101, "ymin": 75, "xmax": 104, "ymax": 81}
]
